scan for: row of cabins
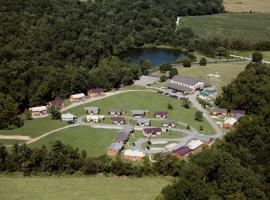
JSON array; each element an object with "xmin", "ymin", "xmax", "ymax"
[
  {"xmin": 29, "ymin": 88, "xmax": 105, "ymax": 117},
  {"xmin": 213, "ymin": 108, "xmax": 246, "ymax": 129},
  {"xmin": 172, "ymin": 136, "xmax": 213, "ymax": 159}
]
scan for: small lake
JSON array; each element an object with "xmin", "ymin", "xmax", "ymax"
[{"xmin": 122, "ymin": 48, "xmax": 186, "ymax": 66}]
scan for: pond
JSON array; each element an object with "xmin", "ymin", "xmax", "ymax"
[{"xmin": 122, "ymin": 48, "xmax": 186, "ymax": 66}]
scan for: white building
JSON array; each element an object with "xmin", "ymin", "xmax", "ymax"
[
  {"xmin": 86, "ymin": 115, "xmax": 105, "ymax": 123},
  {"xmin": 187, "ymin": 140, "xmax": 203, "ymax": 150},
  {"xmin": 168, "ymin": 75, "xmax": 204, "ymax": 93},
  {"xmin": 29, "ymin": 106, "xmax": 48, "ymax": 116},
  {"xmin": 61, "ymin": 113, "xmax": 76, "ymax": 122}
]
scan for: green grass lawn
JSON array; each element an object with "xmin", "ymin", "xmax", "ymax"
[
  {"xmin": 231, "ymin": 50, "xmax": 270, "ymax": 61},
  {"xmin": 0, "ymin": 117, "xmax": 67, "ymax": 145},
  {"xmin": 181, "ymin": 13, "xmax": 270, "ymax": 43},
  {"xmin": 65, "ymin": 91, "xmax": 214, "ymax": 134},
  {"xmin": 152, "ymin": 61, "xmax": 248, "ymax": 92},
  {"xmin": 0, "ymin": 175, "xmax": 171, "ymax": 200},
  {"xmin": 29, "ymin": 126, "xmax": 119, "ymax": 156}
]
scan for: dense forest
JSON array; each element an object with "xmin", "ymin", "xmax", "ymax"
[{"xmin": 0, "ymin": 0, "xmax": 225, "ymax": 128}]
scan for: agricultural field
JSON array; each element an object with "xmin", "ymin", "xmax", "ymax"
[
  {"xmin": 180, "ymin": 13, "xmax": 270, "ymax": 42},
  {"xmin": 224, "ymin": 0, "xmax": 270, "ymax": 13},
  {"xmin": 29, "ymin": 126, "xmax": 119, "ymax": 157},
  {"xmin": 0, "ymin": 175, "xmax": 171, "ymax": 200},
  {"xmin": 65, "ymin": 91, "xmax": 214, "ymax": 134},
  {"xmin": 152, "ymin": 61, "xmax": 248, "ymax": 92}
]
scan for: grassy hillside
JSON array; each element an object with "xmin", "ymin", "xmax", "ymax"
[
  {"xmin": 224, "ymin": 0, "xmax": 270, "ymax": 13},
  {"xmin": 65, "ymin": 91, "xmax": 214, "ymax": 134},
  {"xmin": 181, "ymin": 13, "xmax": 270, "ymax": 42},
  {"xmin": 0, "ymin": 175, "xmax": 171, "ymax": 200}
]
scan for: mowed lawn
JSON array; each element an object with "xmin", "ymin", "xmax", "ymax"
[
  {"xmin": 0, "ymin": 176, "xmax": 171, "ymax": 200},
  {"xmin": 224, "ymin": 0, "xmax": 270, "ymax": 13},
  {"xmin": 65, "ymin": 91, "xmax": 214, "ymax": 134},
  {"xmin": 181, "ymin": 13, "xmax": 270, "ymax": 42},
  {"xmin": 232, "ymin": 50, "xmax": 270, "ymax": 61},
  {"xmin": 152, "ymin": 61, "xmax": 248, "ymax": 92},
  {"xmin": 29, "ymin": 126, "xmax": 119, "ymax": 156},
  {"xmin": 0, "ymin": 117, "xmax": 67, "ymax": 145}
]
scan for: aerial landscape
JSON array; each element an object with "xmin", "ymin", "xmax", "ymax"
[{"xmin": 0, "ymin": 0, "xmax": 270, "ymax": 199}]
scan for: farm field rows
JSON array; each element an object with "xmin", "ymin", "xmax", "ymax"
[
  {"xmin": 181, "ymin": 13, "xmax": 270, "ymax": 42},
  {"xmin": 0, "ymin": 175, "xmax": 171, "ymax": 200}
]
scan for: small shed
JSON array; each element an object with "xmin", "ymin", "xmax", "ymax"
[
  {"xmin": 70, "ymin": 93, "xmax": 85, "ymax": 102},
  {"xmin": 124, "ymin": 149, "xmax": 145, "ymax": 161},
  {"xmin": 154, "ymin": 111, "xmax": 168, "ymax": 119},
  {"xmin": 29, "ymin": 106, "xmax": 48, "ymax": 116},
  {"xmin": 84, "ymin": 107, "xmax": 100, "ymax": 114}
]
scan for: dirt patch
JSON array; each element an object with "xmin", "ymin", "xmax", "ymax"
[
  {"xmin": 0, "ymin": 135, "xmax": 32, "ymax": 141},
  {"xmin": 224, "ymin": 0, "xmax": 270, "ymax": 13}
]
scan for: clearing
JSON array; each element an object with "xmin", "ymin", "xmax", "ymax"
[
  {"xmin": 231, "ymin": 51, "xmax": 270, "ymax": 61},
  {"xmin": 180, "ymin": 13, "xmax": 270, "ymax": 43},
  {"xmin": 0, "ymin": 175, "xmax": 171, "ymax": 200},
  {"xmin": 29, "ymin": 126, "xmax": 119, "ymax": 157},
  {"xmin": 224, "ymin": 0, "xmax": 270, "ymax": 13},
  {"xmin": 152, "ymin": 61, "xmax": 248, "ymax": 92}
]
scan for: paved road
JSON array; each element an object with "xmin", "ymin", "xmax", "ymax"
[
  {"xmin": 230, "ymin": 54, "xmax": 270, "ymax": 64},
  {"xmin": 188, "ymin": 93, "xmax": 224, "ymax": 139}
]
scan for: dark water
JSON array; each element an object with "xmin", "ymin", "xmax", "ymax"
[{"xmin": 122, "ymin": 48, "xmax": 186, "ymax": 66}]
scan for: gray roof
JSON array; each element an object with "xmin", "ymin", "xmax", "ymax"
[
  {"xmin": 131, "ymin": 110, "xmax": 149, "ymax": 115},
  {"xmin": 167, "ymin": 83, "xmax": 192, "ymax": 92},
  {"xmin": 171, "ymin": 75, "xmax": 201, "ymax": 86},
  {"xmin": 107, "ymin": 142, "xmax": 123, "ymax": 151},
  {"xmin": 162, "ymin": 120, "xmax": 176, "ymax": 125},
  {"xmin": 121, "ymin": 125, "xmax": 134, "ymax": 133},
  {"xmin": 114, "ymin": 133, "xmax": 129, "ymax": 142},
  {"xmin": 84, "ymin": 107, "xmax": 99, "ymax": 112},
  {"xmin": 214, "ymin": 108, "xmax": 227, "ymax": 113},
  {"xmin": 110, "ymin": 108, "xmax": 122, "ymax": 113},
  {"xmin": 137, "ymin": 118, "xmax": 150, "ymax": 123},
  {"xmin": 196, "ymin": 135, "xmax": 212, "ymax": 142}
]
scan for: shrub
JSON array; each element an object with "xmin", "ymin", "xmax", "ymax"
[
  {"xmin": 160, "ymin": 75, "xmax": 167, "ymax": 82},
  {"xmin": 252, "ymin": 51, "xmax": 263, "ymax": 63},
  {"xmin": 199, "ymin": 57, "xmax": 207, "ymax": 66}
]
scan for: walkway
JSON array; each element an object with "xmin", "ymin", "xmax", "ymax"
[{"xmin": 230, "ymin": 54, "xmax": 270, "ymax": 64}]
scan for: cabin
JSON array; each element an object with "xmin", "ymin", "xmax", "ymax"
[
  {"xmin": 131, "ymin": 110, "xmax": 149, "ymax": 117},
  {"xmin": 109, "ymin": 108, "xmax": 125, "ymax": 116},
  {"xmin": 29, "ymin": 106, "xmax": 48, "ymax": 116},
  {"xmin": 168, "ymin": 75, "xmax": 204, "ymax": 94},
  {"xmin": 107, "ymin": 142, "xmax": 123, "ymax": 156},
  {"xmin": 162, "ymin": 120, "xmax": 176, "ymax": 128},
  {"xmin": 47, "ymin": 98, "xmax": 64, "ymax": 107},
  {"xmin": 231, "ymin": 110, "xmax": 245, "ymax": 119},
  {"xmin": 111, "ymin": 117, "xmax": 125, "ymax": 125},
  {"xmin": 187, "ymin": 140, "xmax": 203, "ymax": 150},
  {"xmin": 143, "ymin": 127, "xmax": 162, "ymax": 137},
  {"xmin": 61, "ymin": 113, "xmax": 76, "ymax": 122},
  {"xmin": 154, "ymin": 111, "xmax": 168, "ymax": 119},
  {"xmin": 84, "ymin": 107, "xmax": 99, "ymax": 114},
  {"xmin": 86, "ymin": 115, "xmax": 105, "ymax": 123},
  {"xmin": 223, "ymin": 117, "xmax": 237, "ymax": 129},
  {"xmin": 124, "ymin": 149, "xmax": 145, "ymax": 161},
  {"xmin": 136, "ymin": 118, "xmax": 150, "ymax": 126},
  {"xmin": 213, "ymin": 108, "xmax": 228, "ymax": 116},
  {"xmin": 70, "ymin": 93, "xmax": 85, "ymax": 103},
  {"xmin": 196, "ymin": 135, "xmax": 213, "ymax": 146},
  {"xmin": 88, "ymin": 88, "xmax": 105, "ymax": 97},
  {"xmin": 172, "ymin": 146, "xmax": 192, "ymax": 159}
]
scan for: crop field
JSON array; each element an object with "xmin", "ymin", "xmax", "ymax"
[
  {"xmin": 224, "ymin": 0, "xmax": 270, "ymax": 13},
  {"xmin": 0, "ymin": 175, "xmax": 171, "ymax": 200},
  {"xmin": 65, "ymin": 91, "xmax": 214, "ymax": 134},
  {"xmin": 180, "ymin": 13, "xmax": 270, "ymax": 42}
]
